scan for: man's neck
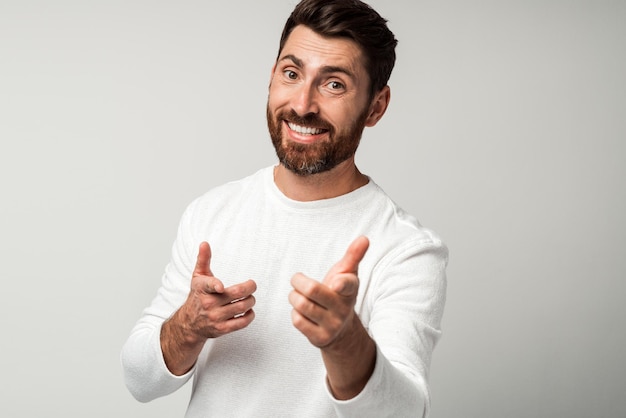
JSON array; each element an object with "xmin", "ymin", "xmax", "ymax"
[{"xmin": 273, "ymin": 158, "xmax": 369, "ymax": 202}]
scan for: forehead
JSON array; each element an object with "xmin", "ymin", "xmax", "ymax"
[{"xmin": 278, "ymin": 25, "xmax": 367, "ymax": 78}]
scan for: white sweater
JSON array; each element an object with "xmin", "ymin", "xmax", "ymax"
[{"xmin": 122, "ymin": 166, "xmax": 448, "ymax": 417}]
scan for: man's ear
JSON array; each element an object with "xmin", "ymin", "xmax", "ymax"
[{"xmin": 365, "ymin": 85, "xmax": 391, "ymax": 127}]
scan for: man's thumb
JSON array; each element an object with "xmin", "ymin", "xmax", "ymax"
[
  {"xmin": 336, "ymin": 236, "xmax": 370, "ymax": 275},
  {"xmin": 193, "ymin": 241, "xmax": 213, "ymax": 277}
]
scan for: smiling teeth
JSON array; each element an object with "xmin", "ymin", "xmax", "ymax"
[{"xmin": 288, "ymin": 122, "xmax": 324, "ymax": 135}]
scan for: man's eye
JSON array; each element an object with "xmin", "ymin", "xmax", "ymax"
[
  {"xmin": 284, "ymin": 70, "xmax": 297, "ymax": 80},
  {"xmin": 328, "ymin": 81, "xmax": 345, "ymax": 90}
]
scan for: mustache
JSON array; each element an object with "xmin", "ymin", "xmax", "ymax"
[{"xmin": 278, "ymin": 110, "xmax": 333, "ymax": 132}]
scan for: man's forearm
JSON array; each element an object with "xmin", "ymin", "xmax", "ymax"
[
  {"xmin": 321, "ymin": 315, "xmax": 377, "ymax": 400},
  {"xmin": 160, "ymin": 309, "xmax": 206, "ymax": 376}
]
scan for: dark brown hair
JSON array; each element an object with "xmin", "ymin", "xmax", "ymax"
[{"xmin": 278, "ymin": 0, "xmax": 398, "ymax": 99}]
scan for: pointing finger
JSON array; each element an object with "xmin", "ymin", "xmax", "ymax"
[
  {"xmin": 328, "ymin": 274, "xmax": 359, "ymax": 297},
  {"xmin": 205, "ymin": 276, "xmax": 225, "ymax": 294}
]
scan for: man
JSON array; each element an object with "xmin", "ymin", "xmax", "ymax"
[{"xmin": 122, "ymin": 0, "xmax": 447, "ymax": 416}]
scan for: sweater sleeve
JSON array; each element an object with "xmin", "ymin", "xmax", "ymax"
[
  {"xmin": 328, "ymin": 234, "xmax": 448, "ymax": 418},
  {"xmin": 120, "ymin": 201, "xmax": 199, "ymax": 402}
]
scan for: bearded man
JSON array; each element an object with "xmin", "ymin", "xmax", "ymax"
[{"xmin": 122, "ymin": 1, "xmax": 447, "ymax": 416}]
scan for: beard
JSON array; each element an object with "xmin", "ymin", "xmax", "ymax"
[{"xmin": 266, "ymin": 104, "xmax": 368, "ymax": 176}]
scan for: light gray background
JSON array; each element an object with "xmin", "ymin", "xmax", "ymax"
[{"xmin": 1, "ymin": 1, "xmax": 624, "ymax": 417}]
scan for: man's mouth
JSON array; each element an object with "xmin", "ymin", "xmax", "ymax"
[{"xmin": 286, "ymin": 122, "xmax": 327, "ymax": 136}]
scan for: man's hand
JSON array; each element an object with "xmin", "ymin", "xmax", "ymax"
[
  {"xmin": 179, "ymin": 241, "xmax": 257, "ymax": 340},
  {"xmin": 289, "ymin": 236, "xmax": 369, "ymax": 347},
  {"xmin": 289, "ymin": 236, "xmax": 376, "ymax": 399},
  {"xmin": 161, "ymin": 242, "xmax": 257, "ymax": 375}
]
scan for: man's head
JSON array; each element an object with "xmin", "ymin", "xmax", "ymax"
[
  {"xmin": 278, "ymin": 0, "xmax": 397, "ymax": 100},
  {"xmin": 267, "ymin": 0, "xmax": 397, "ymax": 176}
]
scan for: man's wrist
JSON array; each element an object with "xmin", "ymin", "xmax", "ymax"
[
  {"xmin": 160, "ymin": 309, "xmax": 205, "ymax": 375},
  {"xmin": 164, "ymin": 305, "xmax": 206, "ymax": 346},
  {"xmin": 322, "ymin": 315, "xmax": 377, "ymax": 400}
]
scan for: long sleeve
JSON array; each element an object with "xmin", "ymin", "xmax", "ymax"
[
  {"xmin": 329, "ymin": 235, "xmax": 448, "ymax": 417},
  {"xmin": 120, "ymin": 167, "xmax": 448, "ymax": 417},
  {"xmin": 120, "ymin": 201, "xmax": 198, "ymax": 402}
]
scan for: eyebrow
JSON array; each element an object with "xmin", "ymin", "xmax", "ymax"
[{"xmin": 279, "ymin": 54, "xmax": 355, "ymax": 79}]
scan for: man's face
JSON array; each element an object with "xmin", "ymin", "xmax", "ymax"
[{"xmin": 267, "ymin": 25, "xmax": 373, "ymax": 176}]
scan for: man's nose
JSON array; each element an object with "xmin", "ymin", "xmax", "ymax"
[{"xmin": 291, "ymin": 82, "xmax": 319, "ymax": 116}]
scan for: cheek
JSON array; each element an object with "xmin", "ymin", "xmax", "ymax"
[
  {"xmin": 325, "ymin": 104, "xmax": 354, "ymax": 130},
  {"xmin": 268, "ymin": 78, "xmax": 291, "ymax": 103},
  {"xmin": 267, "ymin": 91, "xmax": 286, "ymax": 114}
]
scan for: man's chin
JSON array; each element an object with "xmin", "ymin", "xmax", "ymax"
[{"xmin": 280, "ymin": 156, "xmax": 330, "ymax": 176}]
